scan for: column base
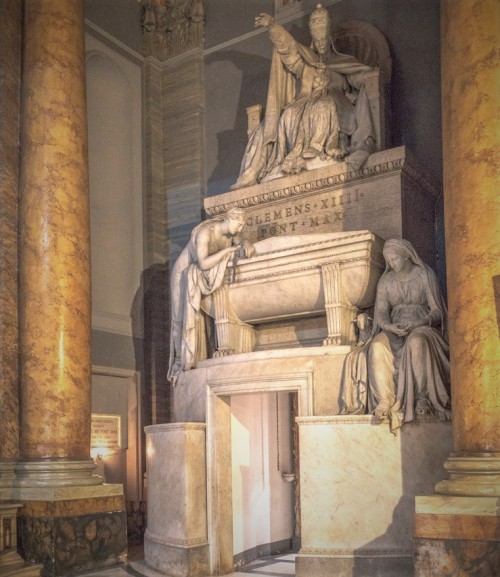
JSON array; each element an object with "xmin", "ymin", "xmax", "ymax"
[
  {"xmin": 14, "ymin": 459, "xmax": 102, "ymax": 488},
  {"xmin": 414, "ymin": 495, "xmax": 500, "ymax": 577},
  {"xmin": 0, "ymin": 462, "xmax": 16, "ymax": 488},
  {"xmin": 435, "ymin": 453, "xmax": 500, "ymax": 497}
]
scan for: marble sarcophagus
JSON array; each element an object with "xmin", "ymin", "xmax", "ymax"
[{"xmin": 201, "ymin": 230, "xmax": 385, "ymax": 355}]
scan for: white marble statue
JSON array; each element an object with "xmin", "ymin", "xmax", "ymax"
[
  {"xmin": 232, "ymin": 4, "xmax": 375, "ymax": 190},
  {"xmin": 168, "ymin": 208, "xmax": 255, "ymax": 385},
  {"xmin": 340, "ymin": 239, "xmax": 451, "ymax": 433}
]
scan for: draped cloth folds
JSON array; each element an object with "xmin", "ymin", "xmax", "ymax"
[
  {"xmin": 339, "ymin": 239, "xmax": 451, "ymax": 433},
  {"xmin": 233, "ymin": 22, "xmax": 375, "ymax": 189},
  {"xmin": 168, "ymin": 220, "xmax": 231, "ymax": 385}
]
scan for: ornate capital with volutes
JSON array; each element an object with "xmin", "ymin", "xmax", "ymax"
[{"xmin": 139, "ymin": 0, "xmax": 205, "ymax": 60}]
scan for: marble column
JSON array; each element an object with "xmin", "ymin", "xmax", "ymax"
[
  {"xmin": 414, "ymin": 1, "xmax": 500, "ymax": 574},
  {"xmin": 18, "ymin": 0, "xmax": 96, "ymax": 482},
  {"xmin": 4, "ymin": 2, "xmax": 127, "ymax": 574},
  {"xmin": 0, "ymin": 0, "xmax": 22, "ymax": 486}
]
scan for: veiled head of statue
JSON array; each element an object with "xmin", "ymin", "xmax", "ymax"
[
  {"xmin": 226, "ymin": 207, "xmax": 246, "ymax": 224},
  {"xmin": 382, "ymin": 239, "xmax": 422, "ymax": 271},
  {"xmin": 309, "ymin": 4, "xmax": 331, "ymax": 53}
]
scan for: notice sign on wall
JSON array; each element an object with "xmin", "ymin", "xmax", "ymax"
[{"xmin": 91, "ymin": 413, "xmax": 121, "ymax": 449}]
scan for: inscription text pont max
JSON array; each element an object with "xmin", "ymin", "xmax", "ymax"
[{"xmin": 246, "ymin": 189, "xmax": 363, "ymax": 238}]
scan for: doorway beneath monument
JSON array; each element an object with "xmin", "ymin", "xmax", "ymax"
[
  {"xmin": 206, "ymin": 375, "xmax": 312, "ymax": 576},
  {"xmin": 231, "ymin": 391, "xmax": 298, "ymax": 570}
]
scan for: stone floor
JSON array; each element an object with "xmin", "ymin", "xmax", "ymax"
[{"xmin": 82, "ymin": 550, "xmax": 296, "ymax": 577}]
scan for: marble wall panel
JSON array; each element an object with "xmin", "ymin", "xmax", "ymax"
[
  {"xmin": 163, "ymin": 51, "xmax": 205, "ymax": 265},
  {"xmin": 295, "ymin": 416, "xmax": 453, "ymax": 576},
  {"xmin": 144, "ymin": 423, "xmax": 209, "ymax": 576},
  {"xmin": 143, "ymin": 60, "xmax": 170, "ymax": 427}
]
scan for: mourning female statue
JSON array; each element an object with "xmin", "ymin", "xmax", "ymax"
[
  {"xmin": 168, "ymin": 208, "xmax": 255, "ymax": 385},
  {"xmin": 340, "ymin": 239, "xmax": 451, "ymax": 433},
  {"xmin": 232, "ymin": 4, "xmax": 375, "ymax": 190}
]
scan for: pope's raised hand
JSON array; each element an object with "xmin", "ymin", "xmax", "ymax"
[{"xmin": 255, "ymin": 13, "xmax": 274, "ymax": 28}]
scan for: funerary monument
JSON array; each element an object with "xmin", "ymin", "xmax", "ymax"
[{"xmin": 145, "ymin": 4, "xmax": 459, "ymax": 577}]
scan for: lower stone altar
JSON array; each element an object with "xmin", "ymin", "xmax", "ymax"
[{"xmin": 146, "ymin": 346, "xmax": 453, "ymax": 577}]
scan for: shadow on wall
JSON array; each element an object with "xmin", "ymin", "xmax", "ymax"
[
  {"xmin": 205, "ymin": 21, "xmax": 313, "ymax": 197},
  {"xmin": 130, "ymin": 263, "xmax": 171, "ymax": 543},
  {"xmin": 132, "ymin": 263, "xmax": 172, "ymax": 431},
  {"xmin": 205, "ymin": 49, "xmax": 272, "ymax": 196}
]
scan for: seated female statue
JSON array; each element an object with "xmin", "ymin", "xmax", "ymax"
[{"xmin": 340, "ymin": 238, "xmax": 451, "ymax": 433}]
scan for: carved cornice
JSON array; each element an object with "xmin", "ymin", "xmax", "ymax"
[
  {"xmin": 205, "ymin": 149, "xmax": 440, "ymax": 216},
  {"xmin": 139, "ymin": 0, "xmax": 204, "ymax": 61}
]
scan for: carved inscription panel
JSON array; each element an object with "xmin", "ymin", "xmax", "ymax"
[
  {"xmin": 247, "ymin": 188, "xmax": 366, "ymax": 240},
  {"xmin": 205, "ymin": 148, "xmax": 439, "ymax": 267}
]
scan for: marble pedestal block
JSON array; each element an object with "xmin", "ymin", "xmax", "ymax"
[
  {"xmin": 1, "ymin": 486, "xmax": 126, "ymax": 577},
  {"xmin": 295, "ymin": 416, "xmax": 453, "ymax": 577},
  {"xmin": 414, "ymin": 495, "xmax": 500, "ymax": 576},
  {"xmin": 144, "ymin": 424, "xmax": 209, "ymax": 577}
]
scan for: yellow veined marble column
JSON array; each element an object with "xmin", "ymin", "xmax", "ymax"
[
  {"xmin": 10, "ymin": 3, "xmax": 127, "ymax": 573},
  {"xmin": 18, "ymin": 0, "xmax": 96, "ymax": 478},
  {"xmin": 414, "ymin": 1, "xmax": 499, "ymax": 574},
  {"xmin": 438, "ymin": 0, "xmax": 500, "ymax": 495},
  {"xmin": 0, "ymin": 0, "xmax": 22, "ymax": 474}
]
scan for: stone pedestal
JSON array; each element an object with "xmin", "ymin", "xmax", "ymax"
[
  {"xmin": 0, "ymin": 486, "xmax": 125, "ymax": 577},
  {"xmin": 414, "ymin": 496, "xmax": 499, "ymax": 576},
  {"xmin": 295, "ymin": 416, "xmax": 453, "ymax": 577},
  {"xmin": 144, "ymin": 424, "xmax": 209, "ymax": 577}
]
